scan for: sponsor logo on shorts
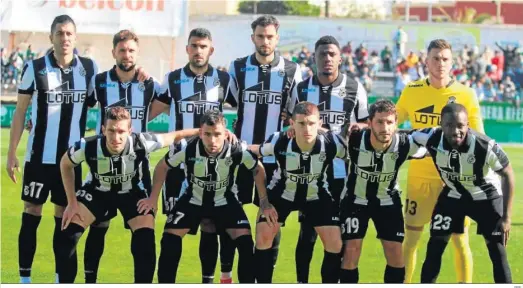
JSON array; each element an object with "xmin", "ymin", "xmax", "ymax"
[
  {"xmin": 396, "ymin": 232, "xmax": 405, "ymax": 237},
  {"xmin": 237, "ymin": 220, "xmax": 250, "ymax": 225}
]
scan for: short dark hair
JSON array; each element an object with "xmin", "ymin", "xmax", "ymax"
[
  {"xmin": 105, "ymin": 107, "xmax": 131, "ymax": 125},
  {"xmin": 441, "ymin": 103, "xmax": 468, "ymax": 118},
  {"xmin": 369, "ymin": 99, "xmax": 397, "ymax": 120},
  {"xmin": 315, "ymin": 35, "xmax": 340, "ymax": 51},
  {"xmin": 427, "ymin": 39, "xmax": 452, "ymax": 54},
  {"xmin": 200, "ymin": 110, "xmax": 225, "ymax": 126},
  {"xmin": 113, "ymin": 30, "xmax": 139, "ymax": 48},
  {"xmin": 251, "ymin": 15, "xmax": 280, "ymax": 32},
  {"xmin": 292, "ymin": 101, "xmax": 319, "ymax": 119},
  {"xmin": 51, "ymin": 15, "xmax": 76, "ymax": 34},
  {"xmin": 188, "ymin": 28, "xmax": 212, "ymax": 42}
]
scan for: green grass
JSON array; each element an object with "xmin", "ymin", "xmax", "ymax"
[{"xmin": 1, "ymin": 128, "xmax": 522, "ymax": 283}]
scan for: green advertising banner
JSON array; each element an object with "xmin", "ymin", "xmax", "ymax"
[{"xmin": 2, "ymin": 100, "xmax": 522, "ymax": 142}]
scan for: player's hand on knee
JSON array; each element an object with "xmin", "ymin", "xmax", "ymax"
[
  {"xmin": 137, "ymin": 198, "xmax": 158, "ymax": 215},
  {"xmin": 62, "ymin": 202, "xmax": 84, "ymax": 230},
  {"xmin": 501, "ymin": 217, "xmax": 511, "ymax": 247},
  {"xmin": 225, "ymin": 129, "xmax": 238, "ymax": 144},
  {"xmin": 260, "ymin": 197, "xmax": 278, "ymax": 227},
  {"xmin": 6, "ymin": 154, "xmax": 20, "ymax": 183}
]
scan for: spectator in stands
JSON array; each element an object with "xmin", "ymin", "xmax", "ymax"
[
  {"xmin": 25, "ymin": 45, "xmax": 36, "ymax": 62},
  {"xmin": 474, "ymin": 81, "xmax": 486, "ymax": 101},
  {"xmin": 394, "ymin": 71, "xmax": 410, "ymax": 97},
  {"xmin": 298, "ymin": 46, "xmax": 308, "ymax": 63},
  {"xmin": 406, "ymin": 50, "xmax": 418, "ymax": 68},
  {"xmin": 491, "ymin": 50, "xmax": 505, "ymax": 80},
  {"xmin": 393, "ymin": 26, "xmax": 408, "ymax": 62},
  {"xmin": 342, "ymin": 41, "xmax": 353, "ymax": 56},
  {"xmin": 501, "ymin": 76, "xmax": 517, "ymax": 102},
  {"xmin": 369, "ymin": 50, "xmax": 380, "ymax": 77},
  {"xmin": 483, "ymin": 81, "xmax": 498, "ymax": 102},
  {"xmin": 346, "ymin": 63, "xmax": 357, "ymax": 80},
  {"xmin": 360, "ymin": 65, "xmax": 373, "ymax": 93},
  {"xmin": 496, "ymin": 42, "xmax": 519, "ymax": 75},
  {"xmin": 381, "ymin": 45, "xmax": 392, "ymax": 71}
]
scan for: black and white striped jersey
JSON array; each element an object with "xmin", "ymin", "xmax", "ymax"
[
  {"xmin": 165, "ymin": 137, "xmax": 258, "ymax": 207},
  {"xmin": 18, "ymin": 51, "xmax": 98, "ymax": 164},
  {"xmin": 343, "ymin": 129, "xmax": 424, "ymax": 206},
  {"xmin": 289, "ymin": 73, "xmax": 369, "ymax": 178},
  {"xmin": 156, "ymin": 64, "xmax": 236, "ymax": 132},
  {"xmin": 259, "ymin": 131, "xmax": 347, "ymax": 204},
  {"xmin": 67, "ymin": 132, "xmax": 163, "ymax": 193},
  {"xmin": 228, "ymin": 53, "xmax": 302, "ymax": 154},
  {"xmin": 93, "ymin": 66, "xmax": 159, "ymax": 133},
  {"xmin": 411, "ymin": 127, "xmax": 509, "ymax": 200}
]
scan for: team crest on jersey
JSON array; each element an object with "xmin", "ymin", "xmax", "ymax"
[
  {"xmin": 213, "ymin": 77, "xmax": 220, "ymax": 87},
  {"xmin": 447, "ymin": 96, "xmax": 457, "ymax": 104},
  {"xmin": 138, "ymin": 82, "xmax": 145, "ymax": 92},
  {"xmin": 338, "ymin": 87, "xmax": 347, "ymax": 97},
  {"xmin": 467, "ymin": 154, "xmax": 476, "ymax": 164},
  {"xmin": 224, "ymin": 157, "xmax": 233, "ymax": 166},
  {"xmin": 319, "ymin": 152, "xmax": 327, "ymax": 162},
  {"xmin": 390, "ymin": 152, "xmax": 399, "ymax": 161},
  {"xmin": 128, "ymin": 153, "xmax": 137, "ymax": 161},
  {"xmin": 38, "ymin": 68, "xmax": 47, "ymax": 76},
  {"xmin": 79, "ymin": 67, "xmax": 86, "ymax": 77},
  {"xmin": 278, "ymin": 69, "xmax": 285, "ymax": 77}
]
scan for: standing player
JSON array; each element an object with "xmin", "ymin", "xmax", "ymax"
[
  {"xmin": 397, "ymin": 39, "xmax": 484, "ymax": 283},
  {"xmin": 289, "ymin": 35, "xmax": 368, "ymax": 283},
  {"xmin": 411, "ymin": 103, "xmax": 513, "ymax": 283},
  {"xmin": 147, "ymin": 28, "xmax": 237, "ymax": 283},
  {"xmin": 6, "ymin": 15, "xmax": 97, "ymax": 284},
  {"xmin": 58, "ymin": 107, "xmax": 200, "ymax": 283},
  {"xmin": 227, "ymin": 15, "xmax": 302, "ymax": 280},
  {"xmin": 81, "ymin": 29, "xmax": 158, "ymax": 284},
  {"xmin": 138, "ymin": 110, "xmax": 259, "ymax": 283},
  {"xmin": 339, "ymin": 100, "xmax": 426, "ymax": 283},
  {"xmin": 250, "ymin": 102, "xmax": 345, "ymax": 283}
]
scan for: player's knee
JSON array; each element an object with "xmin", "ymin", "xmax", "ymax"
[
  {"xmin": 324, "ymin": 237, "xmax": 342, "ymax": 253},
  {"xmin": 342, "ymin": 242, "xmax": 362, "ymax": 268},
  {"xmin": 23, "ymin": 202, "xmax": 43, "ymax": 216},
  {"xmin": 255, "ymin": 224, "xmax": 274, "ymax": 249},
  {"xmin": 128, "ymin": 215, "xmax": 154, "ymax": 231},
  {"xmin": 383, "ymin": 242, "xmax": 404, "ymax": 267}
]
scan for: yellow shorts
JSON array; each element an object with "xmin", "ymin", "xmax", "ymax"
[{"xmin": 405, "ymin": 178, "xmax": 471, "ymax": 230}]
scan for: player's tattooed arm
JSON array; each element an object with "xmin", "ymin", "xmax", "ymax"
[
  {"xmin": 253, "ymin": 162, "xmax": 278, "ymax": 226},
  {"xmin": 496, "ymin": 163, "xmax": 515, "ymax": 247}
]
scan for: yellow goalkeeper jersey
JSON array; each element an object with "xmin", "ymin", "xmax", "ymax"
[{"xmin": 396, "ymin": 77, "xmax": 484, "ymax": 179}]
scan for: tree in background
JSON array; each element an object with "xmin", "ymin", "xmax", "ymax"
[{"xmin": 238, "ymin": 0, "xmax": 320, "ymax": 16}]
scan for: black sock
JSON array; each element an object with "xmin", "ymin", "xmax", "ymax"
[
  {"xmin": 421, "ymin": 236, "xmax": 450, "ymax": 283},
  {"xmin": 219, "ymin": 231, "xmax": 235, "ymax": 274},
  {"xmin": 321, "ymin": 250, "xmax": 341, "ymax": 283},
  {"xmin": 254, "ymin": 248, "xmax": 274, "ymax": 283},
  {"xmin": 158, "ymin": 232, "xmax": 182, "ymax": 283},
  {"xmin": 18, "ymin": 213, "xmax": 41, "ymax": 277},
  {"xmin": 199, "ymin": 231, "xmax": 218, "ymax": 283},
  {"xmin": 57, "ymin": 223, "xmax": 84, "ymax": 283},
  {"xmin": 384, "ymin": 265, "xmax": 405, "ymax": 283},
  {"xmin": 295, "ymin": 221, "xmax": 317, "ymax": 283},
  {"xmin": 131, "ymin": 228, "xmax": 156, "ymax": 283},
  {"xmin": 340, "ymin": 268, "xmax": 359, "ymax": 283},
  {"xmin": 486, "ymin": 240, "xmax": 512, "ymax": 283},
  {"xmin": 54, "ymin": 217, "xmax": 77, "ymax": 282},
  {"xmin": 84, "ymin": 225, "xmax": 109, "ymax": 283},
  {"xmin": 271, "ymin": 229, "xmax": 281, "ymax": 267},
  {"xmin": 235, "ymin": 235, "xmax": 254, "ymax": 283}
]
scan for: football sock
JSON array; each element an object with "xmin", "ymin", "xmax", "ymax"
[
  {"xmin": 340, "ymin": 268, "xmax": 359, "ymax": 283},
  {"xmin": 384, "ymin": 265, "xmax": 405, "ymax": 283},
  {"xmin": 235, "ymin": 235, "xmax": 254, "ymax": 283},
  {"xmin": 219, "ymin": 231, "xmax": 235, "ymax": 274},
  {"xmin": 450, "ymin": 231, "xmax": 473, "ymax": 283},
  {"xmin": 19, "ymin": 213, "xmax": 41, "ymax": 278},
  {"xmin": 486, "ymin": 240, "xmax": 512, "ymax": 283},
  {"xmin": 295, "ymin": 221, "xmax": 317, "ymax": 283},
  {"xmin": 403, "ymin": 227, "xmax": 422, "ymax": 283},
  {"xmin": 271, "ymin": 229, "xmax": 281, "ymax": 267},
  {"xmin": 54, "ymin": 216, "xmax": 77, "ymax": 283},
  {"xmin": 58, "ymin": 223, "xmax": 84, "ymax": 283},
  {"xmin": 84, "ymin": 225, "xmax": 109, "ymax": 283},
  {"xmin": 254, "ymin": 248, "xmax": 273, "ymax": 283},
  {"xmin": 421, "ymin": 235, "xmax": 450, "ymax": 283},
  {"xmin": 158, "ymin": 232, "xmax": 182, "ymax": 283},
  {"xmin": 131, "ymin": 228, "xmax": 156, "ymax": 283},
  {"xmin": 199, "ymin": 231, "xmax": 218, "ymax": 283},
  {"xmin": 321, "ymin": 250, "xmax": 341, "ymax": 283}
]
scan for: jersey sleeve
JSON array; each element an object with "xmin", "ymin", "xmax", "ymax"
[
  {"xmin": 18, "ymin": 61, "xmax": 35, "ymax": 95},
  {"xmin": 287, "ymin": 80, "xmax": 300, "ymax": 116},
  {"xmin": 331, "ymin": 132, "xmax": 348, "ymax": 159},
  {"xmin": 409, "ymin": 128, "xmax": 436, "ymax": 147},
  {"xmin": 354, "ymin": 81, "xmax": 369, "ymax": 122},
  {"xmin": 86, "ymin": 60, "xmax": 99, "ymax": 105},
  {"xmin": 396, "ymin": 88, "xmax": 409, "ymax": 125},
  {"xmin": 67, "ymin": 139, "xmax": 86, "ymax": 165},
  {"xmin": 465, "ymin": 88, "xmax": 485, "ymax": 134},
  {"xmin": 224, "ymin": 73, "xmax": 238, "ymax": 108},
  {"xmin": 240, "ymin": 142, "xmax": 259, "ymax": 171},
  {"xmin": 155, "ymin": 72, "xmax": 171, "ymax": 105},
  {"xmin": 164, "ymin": 141, "xmax": 187, "ymax": 169},
  {"xmin": 228, "ymin": 61, "xmax": 239, "ymax": 103},
  {"xmin": 259, "ymin": 132, "xmax": 281, "ymax": 157},
  {"xmin": 487, "ymin": 141, "xmax": 510, "ymax": 172},
  {"xmin": 138, "ymin": 133, "xmax": 164, "ymax": 154},
  {"xmin": 407, "ymin": 134, "xmax": 428, "ymax": 159}
]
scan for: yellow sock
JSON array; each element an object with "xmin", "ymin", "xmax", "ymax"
[
  {"xmin": 403, "ymin": 228, "xmax": 423, "ymax": 283},
  {"xmin": 450, "ymin": 229, "xmax": 473, "ymax": 283}
]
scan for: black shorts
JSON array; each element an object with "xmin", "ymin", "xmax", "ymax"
[
  {"xmin": 162, "ymin": 165, "xmax": 186, "ymax": 214},
  {"xmin": 339, "ymin": 196, "xmax": 405, "ymax": 242},
  {"xmin": 430, "ymin": 190, "xmax": 504, "ymax": 242},
  {"xmin": 164, "ymin": 195, "xmax": 251, "ymax": 232},
  {"xmin": 259, "ymin": 193, "xmax": 339, "ymax": 227},
  {"xmin": 77, "ymin": 185, "xmax": 154, "ymax": 224},
  {"xmin": 238, "ymin": 162, "xmax": 278, "ymax": 206},
  {"xmin": 298, "ymin": 178, "xmax": 345, "ymax": 223},
  {"xmin": 22, "ymin": 162, "xmax": 81, "ymax": 206}
]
